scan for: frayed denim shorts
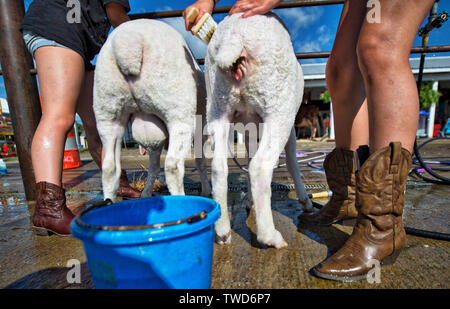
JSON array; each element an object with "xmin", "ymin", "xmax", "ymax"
[{"xmin": 22, "ymin": 31, "xmax": 70, "ymax": 57}]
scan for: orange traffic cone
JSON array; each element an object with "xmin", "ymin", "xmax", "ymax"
[{"xmin": 63, "ymin": 127, "xmax": 82, "ymax": 170}]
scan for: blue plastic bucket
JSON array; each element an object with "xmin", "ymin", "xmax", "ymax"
[{"xmin": 70, "ymin": 195, "xmax": 220, "ymax": 289}]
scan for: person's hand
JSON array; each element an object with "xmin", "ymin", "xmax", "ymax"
[
  {"xmin": 229, "ymin": 0, "xmax": 283, "ymax": 18},
  {"xmin": 183, "ymin": 0, "xmax": 215, "ymax": 32}
]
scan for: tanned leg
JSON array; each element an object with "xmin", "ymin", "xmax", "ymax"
[
  {"xmin": 357, "ymin": 0, "xmax": 435, "ymax": 153},
  {"xmin": 326, "ymin": 0, "xmax": 369, "ymax": 151},
  {"xmin": 32, "ymin": 46, "xmax": 85, "ymax": 185}
]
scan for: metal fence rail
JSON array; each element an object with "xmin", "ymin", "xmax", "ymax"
[{"xmin": 129, "ymin": 0, "xmax": 345, "ymax": 20}]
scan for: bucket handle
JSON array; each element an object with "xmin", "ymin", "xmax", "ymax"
[{"xmin": 75, "ymin": 199, "xmax": 208, "ymax": 231}]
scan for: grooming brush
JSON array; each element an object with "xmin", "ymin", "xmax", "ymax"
[{"xmin": 186, "ymin": 7, "xmax": 217, "ymax": 44}]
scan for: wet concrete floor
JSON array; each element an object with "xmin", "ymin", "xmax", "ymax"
[{"xmin": 0, "ymin": 139, "xmax": 449, "ymax": 289}]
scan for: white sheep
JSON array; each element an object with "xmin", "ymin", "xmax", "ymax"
[
  {"xmin": 94, "ymin": 19, "xmax": 211, "ymax": 201},
  {"xmin": 205, "ymin": 12, "xmax": 313, "ymax": 248}
]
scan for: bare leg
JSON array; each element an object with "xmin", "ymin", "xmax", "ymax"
[
  {"xmin": 326, "ymin": 0, "xmax": 369, "ymax": 151},
  {"xmin": 76, "ymin": 70, "xmax": 103, "ymax": 168},
  {"xmin": 357, "ymin": 0, "xmax": 435, "ymax": 153},
  {"xmin": 311, "ymin": 0, "xmax": 437, "ymax": 282},
  {"xmin": 32, "ymin": 46, "xmax": 85, "ymax": 185}
]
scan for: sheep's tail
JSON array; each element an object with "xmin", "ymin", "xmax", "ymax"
[
  {"xmin": 214, "ymin": 33, "xmax": 244, "ymax": 70},
  {"xmin": 112, "ymin": 29, "xmax": 144, "ymax": 76}
]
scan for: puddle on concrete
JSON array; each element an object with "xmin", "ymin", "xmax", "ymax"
[
  {"xmin": 0, "ymin": 190, "xmax": 104, "ymax": 225},
  {"xmin": 404, "ymin": 182, "xmax": 450, "ymax": 234},
  {"xmin": 0, "ymin": 193, "xmax": 28, "ymax": 225}
]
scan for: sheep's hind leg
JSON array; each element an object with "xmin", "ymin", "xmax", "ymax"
[
  {"xmin": 195, "ymin": 130, "xmax": 211, "ymax": 197},
  {"xmin": 245, "ymin": 134, "xmax": 254, "ymax": 215},
  {"xmin": 164, "ymin": 123, "xmax": 193, "ymax": 196},
  {"xmin": 285, "ymin": 127, "xmax": 314, "ymax": 212},
  {"xmin": 97, "ymin": 120, "xmax": 127, "ymax": 202},
  {"xmin": 141, "ymin": 145, "xmax": 163, "ymax": 197},
  {"xmin": 210, "ymin": 118, "xmax": 232, "ymax": 244},
  {"xmin": 249, "ymin": 118, "xmax": 292, "ymax": 248}
]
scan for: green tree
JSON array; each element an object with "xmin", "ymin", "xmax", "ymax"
[
  {"xmin": 419, "ymin": 82, "xmax": 442, "ymax": 110},
  {"xmin": 76, "ymin": 123, "xmax": 84, "ymax": 135},
  {"xmin": 320, "ymin": 90, "xmax": 331, "ymax": 104}
]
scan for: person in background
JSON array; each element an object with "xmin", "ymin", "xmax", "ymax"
[
  {"xmin": 183, "ymin": 0, "xmax": 435, "ymax": 281},
  {"xmin": 21, "ymin": 0, "xmax": 141, "ymax": 237},
  {"xmin": 2, "ymin": 143, "xmax": 8, "ymax": 157}
]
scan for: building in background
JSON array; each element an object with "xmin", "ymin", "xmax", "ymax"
[{"xmin": 299, "ymin": 56, "xmax": 450, "ymax": 139}]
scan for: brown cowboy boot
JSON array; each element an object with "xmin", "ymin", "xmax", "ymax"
[
  {"xmin": 32, "ymin": 181, "xmax": 75, "ymax": 237},
  {"xmin": 116, "ymin": 169, "xmax": 142, "ymax": 199},
  {"xmin": 312, "ymin": 142, "xmax": 412, "ymax": 282},
  {"xmin": 298, "ymin": 146, "xmax": 369, "ymax": 225}
]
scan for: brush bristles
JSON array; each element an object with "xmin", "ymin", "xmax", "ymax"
[{"xmin": 192, "ymin": 13, "xmax": 217, "ymax": 44}]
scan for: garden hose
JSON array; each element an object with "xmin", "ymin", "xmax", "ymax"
[{"xmin": 412, "ymin": 137, "xmax": 450, "ymax": 185}]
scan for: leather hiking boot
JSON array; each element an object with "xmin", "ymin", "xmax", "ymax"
[
  {"xmin": 312, "ymin": 142, "xmax": 412, "ymax": 282},
  {"xmin": 32, "ymin": 181, "xmax": 75, "ymax": 237},
  {"xmin": 116, "ymin": 169, "xmax": 142, "ymax": 199},
  {"xmin": 298, "ymin": 146, "xmax": 369, "ymax": 225}
]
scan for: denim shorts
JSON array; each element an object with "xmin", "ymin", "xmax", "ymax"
[{"xmin": 22, "ymin": 31, "xmax": 70, "ymax": 57}]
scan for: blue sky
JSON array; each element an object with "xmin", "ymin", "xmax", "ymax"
[{"xmin": 1, "ymin": 0, "xmax": 450, "ymax": 100}]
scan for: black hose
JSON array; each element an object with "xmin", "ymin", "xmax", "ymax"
[
  {"xmin": 313, "ymin": 202, "xmax": 450, "ymax": 241},
  {"xmin": 408, "ymin": 138, "xmax": 450, "ymax": 239},
  {"xmin": 413, "ymin": 137, "xmax": 450, "ymax": 185},
  {"xmin": 405, "ymin": 226, "xmax": 450, "ymax": 241}
]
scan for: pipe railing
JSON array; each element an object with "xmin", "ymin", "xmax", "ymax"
[
  {"xmin": 129, "ymin": 0, "xmax": 345, "ymax": 20},
  {"xmin": 1, "ymin": 43, "xmax": 450, "ymax": 73}
]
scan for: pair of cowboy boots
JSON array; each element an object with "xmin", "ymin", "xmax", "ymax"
[
  {"xmin": 299, "ymin": 142, "xmax": 412, "ymax": 281},
  {"xmin": 32, "ymin": 169, "xmax": 141, "ymax": 236}
]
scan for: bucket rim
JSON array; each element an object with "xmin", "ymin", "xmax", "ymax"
[
  {"xmin": 70, "ymin": 195, "xmax": 221, "ymax": 245},
  {"xmin": 75, "ymin": 204, "xmax": 208, "ymax": 231}
]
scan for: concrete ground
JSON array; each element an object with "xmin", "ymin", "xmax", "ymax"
[{"xmin": 0, "ymin": 139, "xmax": 449, "ymax": 289}]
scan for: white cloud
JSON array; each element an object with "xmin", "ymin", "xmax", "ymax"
[
  {"xmin": 299, "ymin": 41, "xmax": 321, "ymax": 53},
  {"xmin": 277, "ymin": 7, "xmax": 324, "ymax": 35},
  {"xmin": 294, "ymin": 24, "xmax": 333, "ymax": 53},
  {"xmin": 276, "ymin": 6, "xmax": 333, "ymax": 57}
]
